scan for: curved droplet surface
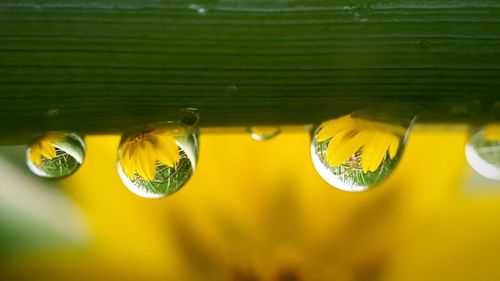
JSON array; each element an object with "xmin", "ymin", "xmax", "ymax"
[
  {"xmin": 26, "ymin": 132, "xmax": 85, "ymax": 178},
  {"xmin": 465, "ymin": 124, "xmax": 500, "ymax": 180},
  {"xmin": 248, "ymin": 126, "xmax": 281, "ymax": 141},
  {"xmin": 311, "ymin": 114, "xmax": 411, "ymax": 192},
  {"xmin": 117, "ymin": 126, "xmax": 198, "ymax": 198}
]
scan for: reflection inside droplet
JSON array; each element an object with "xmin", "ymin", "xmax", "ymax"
[
  {"xmin": 465, "ymin": 124, "xmax": 500, "ymax": 180},
  {"xmin": 311, "ymin": 114, "xmax": 411, "ymax": 192},
  {"xmin": 117, "ymin": 126, "xmax": 198, "ymax": 198},
  {"xmin": 26, "ymin": 132, "xmax": 85, "ymax": 178},
  {"xmin": 248, "ymin": 126, "xmax": 281, "ymax": 141}
]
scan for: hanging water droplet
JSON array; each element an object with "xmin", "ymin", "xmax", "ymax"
[
  {"xmin": 310, "ymin": 114, "xmax": 412, "ymax": 192},
  {"xmin": 26, "ymin": 132, "xmax": 85, "ymax": 179},
  {"xmin": 465, "ymin": 124, "xmax": 500, "ymax": 180},
  {"xmin": 117, "ymin": 126, "xmax": 198, "ymax": 199},
  {"xmin": 179, "ymin": 107, "xmax": 200, "ymax": 127},
  {"xmin": 248, "ymin": 126, "xmax": 281, "ymax": 141}
]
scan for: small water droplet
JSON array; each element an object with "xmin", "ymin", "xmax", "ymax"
[
  {"xmin": 26, "ymin": 132, "xmax": 85, "ymax": 178},
  {"xmin": 352, "ymin": 5, "xmax": 371, "ymax": 22},
  {"xmin": 227, "ymin": 84, "xmax": 238, "ymax": 94},
  {"xmin": 311, "ymin": 114, "xmax": 412, "ymax": 192},
  {"xmin": 449, "ymin": 100, "xmax": 481, "ymax": 119},
  {"xmin": 418, "ymin": 40, "xmax": 431, "ymax": 50},
  {"xmin": 117, "ymin": 126, "xmax": 198, "ymax": 198},
  {"xmin": 248, "ymin": 126, "xmax": 281, "ymax": 141},
  {"xmin": 189, "ymin": 4, "xmax": 207, "ymax": 15},
  {"xmin": 179, "ymin": 107, "xmax": 200, "ymax": 126},
  {"xmin": 465, "ymin": 124, "xmax": 500, "ymax": 180},
  {"xmin": 46, "ymin": 108, "xmax": 60, "ymax": 116}
]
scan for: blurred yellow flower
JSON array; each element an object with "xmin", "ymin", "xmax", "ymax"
[
  {"xmin": 317, "ymin": 115, "xmax": 406, "ymax": 173},
  {"xmin": 29, "ymin": 133, "xmax": 67, "ymax": 165},
  {"xmin": 119, "ymin": 129, "xmax": 182, "ymax": 180},
  {"xmin": 484, "ymin": 124, "xmax": 500, "ymax": 141}
]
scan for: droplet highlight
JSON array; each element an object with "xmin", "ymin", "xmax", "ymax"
[
  {"xmin": 117, "ymin": 126, "xmax": 198, "ymax": 198},
  {"xmin": 465, "ymin": 124, "xmax": 500, "ymax": 180},
  {"xmin": 311, "ymin": 114, "xmax": 411, "ymax": 192},
  {"xmin": 248, "ymin": 126, "xmax": 281, "ymax": 141},
  {"xmin": 26, "ymin": 132, "xmax": 85, "ymax": 178}
]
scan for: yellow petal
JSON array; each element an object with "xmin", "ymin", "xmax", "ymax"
[
  {"xmin": 120, "ymin": 147, "xmax": 136, "ymax": 180},
  {"xmin": 316, "ymin": 115, "xmax": 354, "ymax": 142},
  {"xmin": 325, "ymin": 130, "xmax": 366, "ymax": 166},
  {"xmin": 29, "ymin": 144, "xmax": 43, "ymax": 166},
  {"xmin": 155, "ymin": 136, "xmax": 180, "ymax": 167},
  {"xmin": 484, "ymin": 124, "xmax": 500, "ymax": 141},
  {"xmin": 361, "ymin": 133, "xmax": 391, "ymax": 173},
  {"xmin": 121, "ymin": 141, "xmax": 134, "ymax": 162},
  {"xmin": 39, "ymin": 140, "xmax": 57, "ymax": 159},
  {"xmin": 136, "ymin": 141, "xmax": 157, "ymax": 180},
  {"xmin": 388, "ymin": 136, "xmax": 400, "ymax": 159}
]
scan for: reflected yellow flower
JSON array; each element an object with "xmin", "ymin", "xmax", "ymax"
[
  {"xmin": 119, "ymin": 129, "xmax": 182, "ymax": 181},
  {"xmin": 484, "ymin": 124, "xmax": 500, "ymax": 141},
  {"xmin": 317, "ymin": 115, "xmax": 406, "ymax": 173},
  {"xmin": 29, "ymin": 133, "xmax": 67, "ymax": 165}
]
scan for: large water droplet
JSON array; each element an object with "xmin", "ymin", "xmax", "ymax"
[
  {"xmin": 248, "ymin": 126, "xmax": 281, "ymax": 141},
  {"xmin": 311, "ymin": 114, "xmax": 411, "ymax": 192},
  {"xmin": 465, "ymin": 124, "xmax": 500, "ymax": 180},
  {"xmin": 26, "ymin": 132, "xmax": 85, "ymax": 178},
  {"xmin": 117, "ymin": 126, "xmax": 198, "ymax": 198}
]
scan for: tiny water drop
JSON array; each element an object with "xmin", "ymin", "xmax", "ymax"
[
  {"xmin": 248, "ymin": 126, "xmax": 281, "ymax": 141},
  {"xmin": 26, "ymin": 132, "xmax": 85, "ymax": 178},
  {"xmin": 352, "ymin": 5, "xmax": 371, "ymax": 22},
  {"xmin": 449, "ymin": 100, "xmax": 481, "ymax": 119},
  {"xmin": 465, "ymin": 124, "xmax": 500, "ymax": 180},
  {"xmin": 189, "ymin": 4, "xmax": 207, "ymax": 15},
  {"xmin": 117, "ymin": 126, "xmax": 198, "ymax": 198},
  {"xmin": 179, "ymin": 107, "xmax": 200, "ymax": 127},
  {"xmin": 227, "ymin": 84, "xmax": 238, "ymax": 94},
  {"xmin": 418, "ymin": 40, "xmax": 431, "ymax": 51},
  {"xmin": 311, "ymin": 114, "xmax": 411, "ymax": 192}
]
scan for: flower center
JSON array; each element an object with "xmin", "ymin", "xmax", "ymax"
[{"xmin": 129, "ymin": 133, "xmax": 147, "ymax": 144}]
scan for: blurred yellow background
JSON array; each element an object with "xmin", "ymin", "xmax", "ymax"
[{"xmin": 1, "ymin": 127, "xmax": 500, "ymax": 281}]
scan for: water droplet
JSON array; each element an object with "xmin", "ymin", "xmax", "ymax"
[
  {"xmin": 26, "ymin": 132, "xmax": 85, "ymax": 178},
  {"xmin": 227, "ymin": 84, "xmax": 238, "ymax": 94},
  {"xmin": 449, "ymin": 100, "xmax": 481, "ymax": 119},
  {"xmin": 248, "ymin": 126, "xmax": 281, "ymax": 141},
  {"xmin": 179, "ymin": 107, "xmax": 200, "ymax": 127},
  {"xmin": 352, "ymin": 5, "xmax": 371, "ymax": 22},
  {"xmin": 310, "ymin": 114, "xmax": 412, "ymax": 192},
  {"xmin": 45, "ymin": 108, "xmax": 60, "ymax": 116},
  {"xmin": 188, "ymin": 4, "xmax": 207, "ymax": 15},
  {"xmin": 465, "ymin": 124, "xmax": 500, "ymax": 180},
  {"xmin": 418, "ymin": 40, "xmax": 431, "ymax": 50},
  {"xmin": 117, "ymin": 126, "xmax": 198, "ymax": 198}
]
